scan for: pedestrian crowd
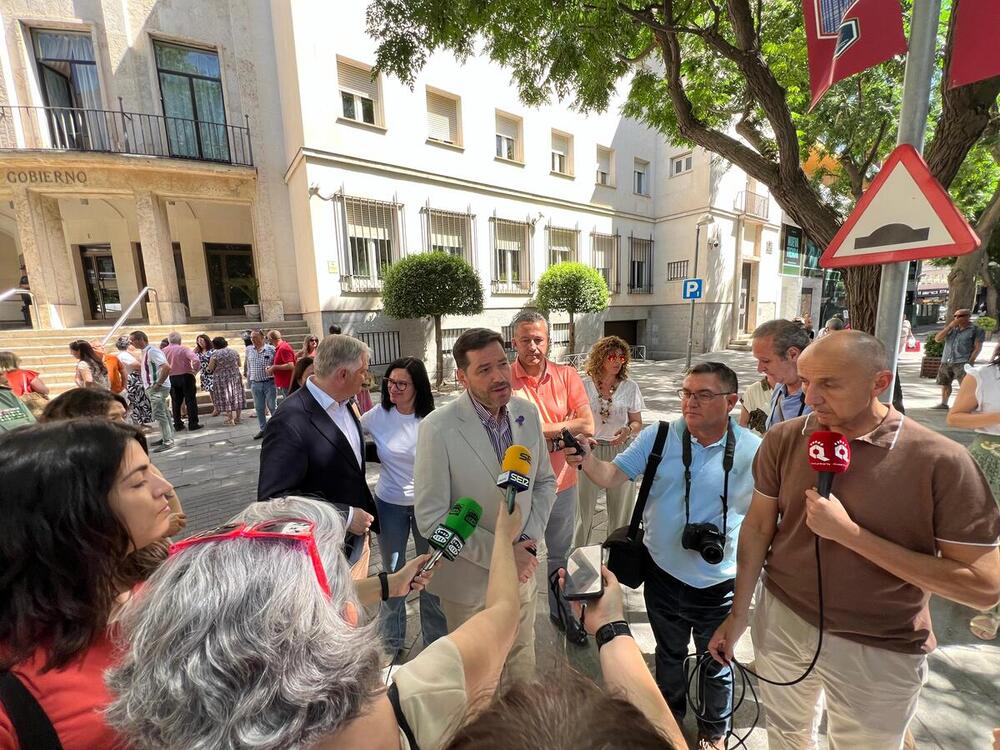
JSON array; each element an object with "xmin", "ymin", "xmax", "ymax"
[{"xmin": 1, "ymin": 314, "xmax": 998, "ymax": 750}]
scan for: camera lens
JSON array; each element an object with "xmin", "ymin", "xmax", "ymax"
[{"xmin": 701, "ymin": 542, "xmax": 724, "ymax": 565}]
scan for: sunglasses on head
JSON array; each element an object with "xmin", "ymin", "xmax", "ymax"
[{"xmin": 169, "ymin": 518, "xmax": 331, "ymax": 597}]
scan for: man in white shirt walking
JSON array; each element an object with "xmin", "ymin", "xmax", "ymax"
[{"xmin": 130, "ymin": 330, "xmax": 173, "ymax": 452}]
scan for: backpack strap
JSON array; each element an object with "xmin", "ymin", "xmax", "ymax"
[
  {"xmin": 625, "ymin": 421, "xmax": 670, "ymax": 540},
  {"xmin": 0, "ymin": 670, "xmax": 64, "ymax": 750},
  {"xmin": 387, "ymin": 682, "xmax": 420, "ymax": 750}
]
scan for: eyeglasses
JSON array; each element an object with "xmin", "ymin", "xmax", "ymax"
[
  {"xmin": 386, "ymin": 378, "xmax": 411, "ymax": 391},
  {"xmin": 677, "ymin": 389, "xmax": 735, "ymax": 404},
  {"xmin": 606, "ymin": 353, "xmax": 626, "ymax": 362},
  {"xmin": 168, "ymin": 518, "xmax": 331, "ymax": 598}
]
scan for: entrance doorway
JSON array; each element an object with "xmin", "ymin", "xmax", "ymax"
[
  {"xmin": 205, "ymin": 243, "xmax": 257, "ymax": 315},
  {"xmin": 604, "ymin": 319, "xmax": 638, "ymax": 345},
  {"xmin": 738, "ymin": 263, "xmax": 753, "ymax": 333},
  {"xmin": 80, "ymin": 245, "xmax": 121, "ymax": 320}
]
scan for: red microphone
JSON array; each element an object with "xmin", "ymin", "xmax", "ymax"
[{"xmin": 807, "ymin": 431, "xmax": 851, "ymax": 497}]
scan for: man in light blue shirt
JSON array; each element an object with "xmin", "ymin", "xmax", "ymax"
[
  {"xmin": 752, "ymin": 319, "xmax": 813, "ymax": 430},
  {"xmin": 568, "ymin": 362, "xmax": 760, "ymax": 748}
]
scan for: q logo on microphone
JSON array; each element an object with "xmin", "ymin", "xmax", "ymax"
[{"xmin": 808, "ymin": 440, "xmax": 831, "ymax": 463}]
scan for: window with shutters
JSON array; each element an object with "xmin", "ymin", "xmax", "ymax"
[
  {"xmin": 340, "ymin": 196, "xmax": 400, "ymax": 292},
  {"xmin": 628, "ymin": 235, "xmax": 653, "ymax": 294},
  {"xmin": 495, "ymin": 111, "xmax": 523, "ymax": 162},
  {"xmin": 491, "ymin": 217, "xmax": 532, "ymax": 294},
  {"xmin": 337, "ymin": 58, "xmax": 381, "ymax": 127},
  {"xmin": 424, "ymin": 207, "xmax": 473, "ymax": 263},
  {"xmin": 551, "ymin": 130, "xmax": 573, "ymax": 176},
  {"xmin": 671, "ymin": 153, "xmax": 694, "ymax": 176},
  {"xmin": 633, "ymin": 158, "xmax": 650, "ymax": 195},
  {"xmin": 596, "ymin": 146, "xmax": 614, "ymax": 186},
  {"xmin": 550, "ymin": 323, "xmax": 570, "ymax": 347},
  {"xmin": 591, "ymin": 232, "xmax": 620, "ymax": 293},
  {"xmin": 547, "ymin": 227, "xmax": 578, "ymax": 267},
  {"xmin": 426, "ymin": 88, "xmax": 461, "ymax": 146}
]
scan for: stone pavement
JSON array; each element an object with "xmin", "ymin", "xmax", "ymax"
[{"xmin": 154, "ymin": 346, "xmax": 999, "ymax": 749}]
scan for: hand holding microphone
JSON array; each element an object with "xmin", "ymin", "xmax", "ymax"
[
  {"xmin": 805, "ymin": 431, "xmax": 858, "ymax": 545},
  {"xmin": 497, "ymin": 445, "xmax": 532, "ymax": 513}
]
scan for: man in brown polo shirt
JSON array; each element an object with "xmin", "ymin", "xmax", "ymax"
[{"xmin": 709, "ymin": 331, "xmax": 1000, "ymax": 749}]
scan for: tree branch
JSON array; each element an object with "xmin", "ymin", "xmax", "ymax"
[
  {"xmin": 616, "ymin": 40, "xmax": 656, "ymax": 64},
  {"xmin": 860, "ymin": 118, "xmax": 890, "ymax": 175},
  {"xmin": 838, "ymin": 151, "xmax": 865, "ymax": 200}
]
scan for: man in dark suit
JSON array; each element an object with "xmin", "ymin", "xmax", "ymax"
[{"xmin": 257, "ymin": 334, "xmax": 378, "ymax": 535}]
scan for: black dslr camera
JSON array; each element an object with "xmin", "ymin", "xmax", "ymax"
[{"xmin": 681, "ymin": 523, "xmax": 726, "ymax": 565}]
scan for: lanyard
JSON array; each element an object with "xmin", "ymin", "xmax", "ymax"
[{"xmin": 682, "ymin": 419, "xmax": 737, "ymax": 534}]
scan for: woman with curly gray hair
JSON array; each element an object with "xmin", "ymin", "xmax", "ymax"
[{"xmin": 106, "ymin": 496, "xmax": 525, "ymax": 750}]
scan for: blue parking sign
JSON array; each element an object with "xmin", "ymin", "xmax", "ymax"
[{"xmin": 682, "ymin": 278, "xmax": 703, "ymax": 300}]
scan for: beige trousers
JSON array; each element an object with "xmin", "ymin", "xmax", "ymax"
[
  {"xmin": 574, "ymin": 441, "xmax": 637, "ymax": 546},
  {"xmin": 752, "ymin": 589, "xmax": 927, "ymax": 750},
  {"xmin": 438, "ymin": 576, "xmax": 538, "ymax": 683}
]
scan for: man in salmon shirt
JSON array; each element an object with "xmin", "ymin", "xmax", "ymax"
[{"xmin": 509, "ymin": 310, "xmax": 594, "ymax": 641}]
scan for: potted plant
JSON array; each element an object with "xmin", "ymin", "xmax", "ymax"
[
  {"xmin": 978, "ymin": 315, "xmax": 997, "ymax": 341},
  {"xmin": 230, "ymin": 277, "xmax": 261, "ymax": 321},
  {"xmin": 920, "ymin": 334, "xmax": 944, "ymax": 379}
]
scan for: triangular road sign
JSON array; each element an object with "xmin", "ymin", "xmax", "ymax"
[{"xmin": 819, "ymin": 144, "xmax": 980, "ymax": 268}]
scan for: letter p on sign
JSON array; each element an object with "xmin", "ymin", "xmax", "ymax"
[{"xmin": 682, "ymin": 278, "xmax": 703, "ymax": 300}]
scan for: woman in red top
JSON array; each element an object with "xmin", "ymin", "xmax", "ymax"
[
  {"xmin": 0, "ymin": 350, "xmax": 49, "ymax": 397},
  {"xmin": 0, "ymin": 420, "xmax": 175, "ymax": 750}
]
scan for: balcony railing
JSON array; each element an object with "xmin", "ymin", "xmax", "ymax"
[
  {"xmin": 340, "ymin": 274, "xmax": 384, "ymax": 294},
  {"xmin": 0, "ymin": 102, "xmax": 253, "ymax": 167},
  {"xmin": 735, "ymin": 189, "xmax": 770, "ymax": 221},
  {"xmin": 491, "ymin": 279, "xmax": 533, "ymax": 295}
]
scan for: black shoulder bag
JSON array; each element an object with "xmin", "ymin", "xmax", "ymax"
[
  {"xmin": 603, "ymin": 420, "xmax": 669, "ymax": 589},
  {"xmin": 0, "ymin": 670, "xmax": 64, "ymax": 750}
]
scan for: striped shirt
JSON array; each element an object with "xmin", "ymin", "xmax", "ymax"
[
  {"xmin": 469, "ymin": 392, "xmax": 513, "ymax": 462},
  {"xmin": 140, "ymin": 345, "xmax": 169, "ymax": 389}
]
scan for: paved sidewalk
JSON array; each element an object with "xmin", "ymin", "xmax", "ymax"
[{"xmin": 154, "ymin": 347, "xmax": 999, "ymax": 749}]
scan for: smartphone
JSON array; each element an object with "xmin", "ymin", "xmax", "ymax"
[{"xmin": 563, "ymin": 544, "xmax": 604, "ymax": 601}]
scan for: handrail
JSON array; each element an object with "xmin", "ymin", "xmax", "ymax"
[
  {"xmin": 0, "ymin": 288, "xmax": 33, "ymax": 304},
  {"xmin": 101, "ymin": 287, "xmax": 157, "ymax": 347}
]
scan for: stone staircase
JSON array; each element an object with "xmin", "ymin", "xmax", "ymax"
[
  {"xmin": 729, "ymin": 335, "xmax": 753, "ymax": 352},
  {"xmin": 0, "ymin": 319, "xmax": 313, "ymax": 413}
]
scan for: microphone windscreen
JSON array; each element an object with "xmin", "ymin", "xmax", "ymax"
[
  {"xmin": 501, "ymin": 445, "xmax": 532, "ymax": 476},
  {"xmin": 807, "ymin": 431, "xmax": 851, "ymax": 474},
  {"xmin": 442, "ymin": 496, "xmax": 483, "ymax": 541}
]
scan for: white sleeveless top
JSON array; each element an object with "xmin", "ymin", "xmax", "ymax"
[{"xmin": 964, "ymin": 363, "xmax": 1000, "ymax": 436}]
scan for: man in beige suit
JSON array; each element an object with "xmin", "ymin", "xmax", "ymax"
[{"xmin": 415, "ymin": 328, "xmax": 557, "ymax": 681}]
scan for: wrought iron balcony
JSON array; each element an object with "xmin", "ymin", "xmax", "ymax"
[
  {"xmin": 0, "ymin": 101, "xmax": 253, "ymax": 167},
  {"xmin": 735, "ymin": 189, "xmax": 770, "ymax": 221},
  {"xmin": 491, "ymin": 279, "xmax": 533, "ymax": 295}
]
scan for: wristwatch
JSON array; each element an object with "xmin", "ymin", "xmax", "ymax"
[{"xmin": 595, "ymin": 620, "xmax": 632, "ymax": 650}]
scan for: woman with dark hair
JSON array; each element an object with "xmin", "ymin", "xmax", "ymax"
[
  {"xmin": 0, "ymin": 420, "xmax": 175, "ymax": 749},
  {"xmin": 360, "ymin": 357, "xmax": 446, "ymax": 657},
  {"xmin": 114, "ymin": 335, "xmax": 153, "ymax": 427},
  {"xmin": 194, "ymin": 334, "xmax": 217, "ymax": 416},
  {"xmin": 206, "ymin": 336, "xmax": 244, "ymax": 425},
  {"xmin": 288, "ymin": 356, "xmax": 314, "ymax": 395},
  {"xmin": 947, "ymin": 344, "xmax": 1000, "ymax": 640},
  {"xmin": 69, "ymin": 339, "xmax": 109, "ymax": 390},
  {"xmin": 41, "ymin": 387, "xmax": 128, "ymax": 423}
]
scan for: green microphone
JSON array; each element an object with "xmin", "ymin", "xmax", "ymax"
[{"xmin": 421, "ymin": 497, "xmax": 483, "ymax": 573}]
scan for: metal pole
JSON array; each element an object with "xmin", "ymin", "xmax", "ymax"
[
  {"xmin": 873, "ymin": 0, "xmax": 941, "ymax": 404},
  {"xmin": 685, "ymin": 223, "xmax": 703, "ymax": 370}
]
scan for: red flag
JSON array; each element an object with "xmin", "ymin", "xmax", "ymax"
[
  {"xmin": 803, "ymin": 0, "xmax": 907, "ymax": 109},
  {"xmin": 949, "ymin": 0, "xmax": 1000, "ymax": 88}
]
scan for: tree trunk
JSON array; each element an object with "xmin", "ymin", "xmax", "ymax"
[
  {"xmin": 947, "ymin": 174, "xmax": 1000, "ymax": 317},
  {"xmin": 841, "ymin": 266, "xmax": 882, "ymax": 334},
  {"xmin": 433, "ymin": 314, "xmax": 443, "ymax": 388},
  {"xmin": 568, "ymin": 310, "xmax": 576, "ymax": 355}
]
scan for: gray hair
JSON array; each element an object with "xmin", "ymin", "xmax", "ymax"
[
  {"xmin": 752, "ymin": 319, "xmax": 811, "ymax": 359},
  {"xmin": 167, "ymin": 331, "xmax": 182, "ymax": 345},
  {"xmin": 314, "ymin": 334, "xmax": 369, "ymax": 378},
  {"xmin": 825, "ymin": 318, "xmax": 845, "ymax": 332},
  {"xmin": 511, "ymin": 309, "xmax": 547, "ymax": 334},
  {"xmin": 105, "ymin": 497, "xmax": 383, "ymax": 750}
]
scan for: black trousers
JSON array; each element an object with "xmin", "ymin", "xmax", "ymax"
[{"xmin": 169, "ymin": 373, "xmax": 199, "ymax": 428}]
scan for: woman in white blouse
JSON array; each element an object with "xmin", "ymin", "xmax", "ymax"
[
  {"xmin": 361, "ymin": 357, "xmax": 447, "ymax": 659},
  {"xmin": 575, "ymin": 336, "xmax": 644, "ymax": 546}
]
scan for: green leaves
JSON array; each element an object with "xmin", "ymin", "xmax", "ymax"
[
  {"xmin": 381, "ymin": 252, "xmax": 485, "ymax": 319},
  {"xmin": 535, "ymin": 262, "xmax": 609, "ymax": 315}
]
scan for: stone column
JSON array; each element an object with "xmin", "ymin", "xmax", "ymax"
[
  {"xmin": 10, "ymin": 188, "xmax": 84, "ymax": 329},
  {"xmin": 248, "ymin": 198, "xmax": 285, "ymax": 321},
  {"xmin": 134, "ymin": 191, "xmax": 186, "ymax": 325}
]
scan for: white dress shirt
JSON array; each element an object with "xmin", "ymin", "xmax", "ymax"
[{"xmin": 305, "ymin": 376, "xmax": 363, "ymax": 468}]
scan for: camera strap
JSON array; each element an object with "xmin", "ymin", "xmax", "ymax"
[{"xmin": 682, "ymin": 419, "xmax": 737, "ymax": 534}]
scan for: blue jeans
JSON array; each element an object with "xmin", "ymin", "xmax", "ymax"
[
  {"xmin": 376, "ymin": 497, "xmax": 447, "ymax": 654},
  {"xmin": 250, "ymin": 379, "xmax": 276, "ymax": 431},
  {"xmin": 643, "ymin": 550, "xmax": 734, "ymax": 740}
]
